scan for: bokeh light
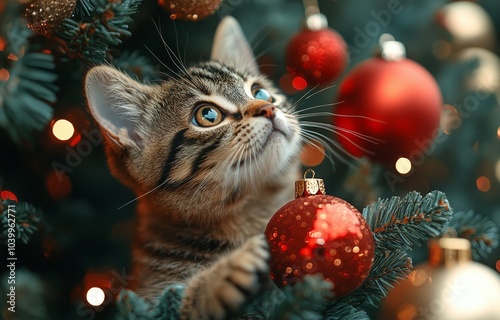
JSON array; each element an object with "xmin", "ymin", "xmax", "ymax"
[
  {"xmin": 496, "ymin": 260, "xmax": 500, "ymax": 273},
  {"xmin": 476, "ymin": 176, "xmax": 491, "ymax": 192},
  {"xmin": 52, "ymin": 119, "xmax": 75, "ymax": 141},
  {"xmin": 495, "ymin": 160, "xmax": 500, "ymax": 183},
  {"xmin": 432, "ymin": 39, "xmax": 452, "ymax": 59},
  {"xmin": 292, "ymin": 76, "xmax": 308, "ymax": 91},
  {"xmin": 0, "ymin": 68, "xmax": 9, "ymax": 81},
  {"xmin": 46, "ymin": 171, "xmax": 72, "ymax": 200},
  {"xmin": 300, "ymin": 140, "xmax": 325, "ymax": 167},
  {"xmin": 86, "ymin": 287, "xmax": 105, "ymax": 307},
  {"xmin": 395, "ymin": 157, "xmax": 412, "ymax": 174},
  {"xmin": 442, "ymin": 104, "xmax": 461, "ymax": 135},
  {"xmin": 496, "ymin": 127, "xmax": 500, "ymax": 139}
]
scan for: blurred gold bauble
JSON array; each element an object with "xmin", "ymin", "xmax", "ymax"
[
  {"xmin": 457, "ymin": 48, "xmax": 500, "ymax": 104},
  {"xmin": 25, "ymin": 0, "xmax": 77, "ymax": 35},
  {"xmin": 158, "ymin": 0, "xmax": 223, "ymax": 21},
  {"xmin": 379, "ymin": 238, "xmax": 500, "ymax": 320},
  {"xmin": 437, "ymin": 1, "xmax": 496, "ymax": 54}
]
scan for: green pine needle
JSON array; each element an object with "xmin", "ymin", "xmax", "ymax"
[
  {"xmin": 447, "ymin": 210, "xmax": 499, "ymax": 260},
  {"xmin": 338, "ymin": 250, "xmax": 412, "ymax": 308},
  {"xmin": 242, "ymin": 275, "xmax": 332, "ymax": 320},
  {"xmin": 1, "ymin": 200, "xmax": 42, "ymax": 245},
  {"xmin": 57, "ymin": 0, "xmax": 143, "ymax": 63},
  {"xmin": 324, "ymin": 301, "xmax": 370, "ymax": 320},
  {"xmin": 152, "ymin": 284, "xmax": 184, "ymax": 320},
  {"xmin": 116, "ymin": 290, "xmax": 156, "ymax": 320},
  {"xmin": 362, "ymin": 190, "xmax": 453, "ymax": 252},
  {"xmin": 0, "ymin": 51, "xmax": 57, "ymax": 143},
  {"xmin": 112, "ymin": 51, "xmax": 159, "ymax": 82}
]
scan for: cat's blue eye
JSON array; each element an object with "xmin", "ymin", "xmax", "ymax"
[
  {"xmin": 192, "ymin": 104, "xmax": 224, "ymax": 127},
  {"xmin": 251, "ymin": 85, "xmax": 274, "ymax": 103}
]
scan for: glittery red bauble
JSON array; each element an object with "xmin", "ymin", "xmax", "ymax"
[
  {"xmin": 286, "ymin": 28, "xmax": 348, "ymax": 87},
  {"xmin": 158, "ymin": 0, "xmax": 222, "ymax": 21},
  {"xmin": 265, "ymin": 195, "xmax": 375, "ymax": 297},
  {"xmin": 332, "ymin": 58, "xmax": 442, "ymax": 165}
]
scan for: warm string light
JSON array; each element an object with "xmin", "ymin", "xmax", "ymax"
[
  {"xmin": 476, "ymin": 176, "xmax": 491, "ymax": 192},
  {"xmin": 0, "ymin": 68, "xmax": 9, "ymax": 81},
  {"xmin": 52, "ymin": 119, "xmax": 75, "ymax": 141},
  {"xmin": 495, "ymin": 160, "xmax": 500, "ymax": 183},
  {"xmin": 395, "ymin": 157, "xmax": 412, "ymax": 175},
  {"xmin": 300, "ymin": 140, "xmax": 325, "ymax": 167},
  {"xmin": 86, "ymin": 287, "xmax": 105, "ymax": 306}
]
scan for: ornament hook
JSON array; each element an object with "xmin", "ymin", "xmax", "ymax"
[{"xmin": 304, "ymin": 168, "xmax": 315, "ymax": 179}]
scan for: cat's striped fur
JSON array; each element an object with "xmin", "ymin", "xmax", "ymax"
[{"xmin": 85, "ymin": 17, "xmax": 301, "ymax": 319}]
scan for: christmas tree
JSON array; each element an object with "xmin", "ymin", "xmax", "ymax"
[{"xmin": 1, "ymin": 0, "xmax": 500, "ymax": 319}]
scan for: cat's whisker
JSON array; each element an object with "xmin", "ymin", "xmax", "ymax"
[
  {"xmin": 300, "ymin": 121, "xmax": 383, "ymax": 145},
  {"xmin": 303, "ymin": 84, "xmax": 337, "ymax": 100},
  {"xmin": 117, "ymin": 180, "xmax": 168, "ymax": 210},
  {"xmin": 300, "ymin": 130, "xmax": 342, "ymax": 168},
  {"xmin": 300, "ymin": 129, "xmax": 359, "ymax": 168},
  {"xmin": 291, "ymin": 102, "xmax": 343, "ymax": 115},
  {"xmin": 151, "ymin": 19, "xmax": 206, "ymax": 92},
  {"xmin": 289, "ymin": 84, "xmax": 321, "ymax": 111}
]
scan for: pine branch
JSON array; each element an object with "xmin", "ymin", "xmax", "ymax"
[
  {"xmin": 323, "ymin": 301, "xmax": 370, "ymax": 320},
  {"xmin": 116, "ymin": 290, "xmax": 156, "ymax": 320},
  {"xmin": 75, "ymin": 0, "xmax": 95, "ymax": 17},
  {"xmin": 447, "ymin": 210, "xmax": 499, "ymax": 260},
  {"xmin": 362, "ymin": 190, "xmax": 453, "ymax": 252},
  {"xmin": 250, "ymin": 275, "xmax": 332, "ymax": 320},
  {"xmin": 112, "ymin": 51, "xmax": 158, "ymax": 82},
  {"xmin": 0, "ymin": 51, "xmax": 57, "ymax": 142},
  {"xmin": 338, "ymin": 249, "xmax": 412, "ymax": 308},
  {"xmin": 57, "ymin": 0, "xmax": 143, "ymax": 62},
  {"xmin": 1, "ymin": 200, "xmax": 42, "ymax": 244},
  {"xmin": 152, "ymin": 284, "xmax": 184, "ymax": 320}
]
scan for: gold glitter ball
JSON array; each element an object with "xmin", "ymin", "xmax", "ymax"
[
  {"xmin": 158, "ymin": 0, "xmax": 223, "ymax": 21},
  {"xmin": 25, "ymin": 0, "xmax": 77, "ymax": 36}
]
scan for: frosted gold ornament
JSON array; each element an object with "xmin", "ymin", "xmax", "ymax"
[
  {"xmin": 158, "ymin": 0, "xmax": 223, "ymax": 21},
  {"xmin": 457, "ymin": 48, "xmax": 500, "ymax": 104},
  {"xmin": 25, "ymin": 0, "xmax": 77, "ymax": 36},
  {"xmin": 436, "ymin": 2, "xmax": 496, "ymax": 54},
  {"xmin": 379, "ymin": 238, "xmax": 500, "ymax": 320}
]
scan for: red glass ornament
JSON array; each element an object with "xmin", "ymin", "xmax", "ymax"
[
  {"xmin": 286, "ymin": 28, "xmax": 348, "ymax": 87},
  {"xmin": 333, "ymin": 57, "xmax": 442, "ymax": 165},
  {"xmin": 265, "ymin": 193, "xmax": 375, "ymax": 297}
]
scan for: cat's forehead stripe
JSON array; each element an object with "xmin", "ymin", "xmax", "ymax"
[{"xmin": 199, "ymin": 95, "xmax": 239, "ymax": 113}]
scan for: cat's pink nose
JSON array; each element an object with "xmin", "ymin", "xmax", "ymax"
[{"xmin": 254, "ymin": 104, "xmax": 276, "ymax": 119}]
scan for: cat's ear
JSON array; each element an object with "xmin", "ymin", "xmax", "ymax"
[
  {"xmin": 85, "ymin": 66, "xmax": 153, "ymax": 148},
  {"xmin": 211, "ymin": 16, "xmax": 259, "ymax": 75}
]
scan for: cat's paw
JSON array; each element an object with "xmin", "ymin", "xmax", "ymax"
[
  {"xmin": 219, "ymin": 234, "xmax": 270, "ymax": 305},
  {"xmin": 180, "ymin": 235, "xmax": 270, "ymax": 320}
]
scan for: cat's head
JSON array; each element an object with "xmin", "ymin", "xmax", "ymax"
[{"xmin": 85, "ymin": 17, "xmax": 301, "ymax": 218}]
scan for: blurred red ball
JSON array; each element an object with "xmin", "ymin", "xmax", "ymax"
[
  {"xmin": 333, "ymin": 58, "xmax": 442, "ymax": 165},
  {"xmin": 265, "ymin": 194, "xmax": 374, "ymax": 298},
  {"xmin": 286, "ymin": 28, "xmax": 348, "ymax": 87}
]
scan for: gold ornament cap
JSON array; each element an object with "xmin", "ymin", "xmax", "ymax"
[
  {"xmin": 428, "ymin": 237, "xmax": 472, "ymax": 267},
  {"xmin": 295, "ymin": 169, "xmax": 326, "ymax": 198}
]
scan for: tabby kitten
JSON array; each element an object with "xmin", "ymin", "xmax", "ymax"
[{"xmin": 85, "ymin": 17, "xmax": 302, "ymax": 319}]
